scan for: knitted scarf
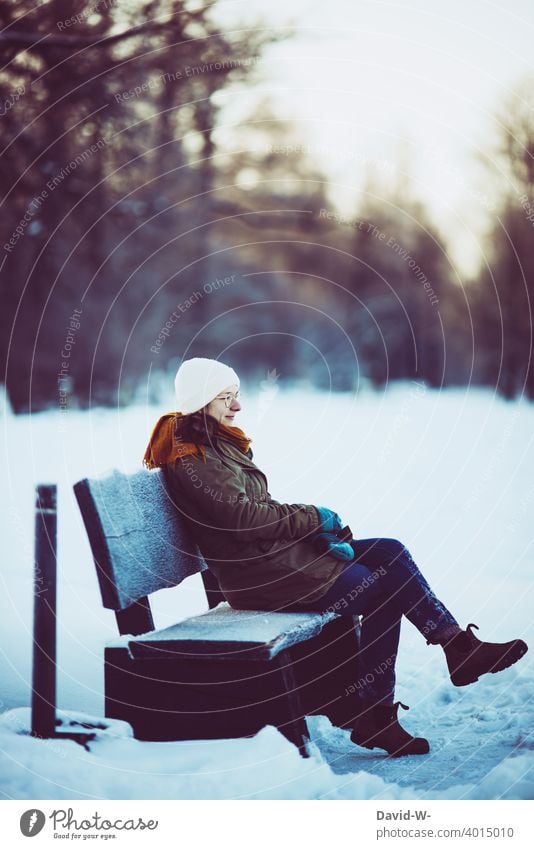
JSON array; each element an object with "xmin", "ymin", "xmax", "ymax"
[{"xmin": 142, "ymin": 412, "xmax": 253, "ymax": 469}]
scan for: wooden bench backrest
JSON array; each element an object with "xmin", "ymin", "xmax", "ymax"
[{"xmin": 74, "ymin": 467, "xmax": 208, "ymax": 624}]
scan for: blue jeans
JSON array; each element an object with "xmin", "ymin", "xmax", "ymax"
[{"xmin": 293, "ymin": 538, "xmax": 459, "ymax": 705}]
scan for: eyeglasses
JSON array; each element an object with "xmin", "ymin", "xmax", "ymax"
[{"xmin": 215, "ymin": 390, "xmax": 241, "ymax": 408}]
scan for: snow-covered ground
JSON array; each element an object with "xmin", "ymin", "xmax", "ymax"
[{"xmin": 1, "ymin": 382, "xmax": 533, "ymax": 799}]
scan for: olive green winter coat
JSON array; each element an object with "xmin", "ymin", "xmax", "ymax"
[{"xmin": 163, "ymin": 432, "xmax": 349, "ymax": 610}]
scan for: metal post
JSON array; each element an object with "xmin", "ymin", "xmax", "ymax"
[
  {"xmin": 31, "ymin": 484, "xmax": 57, "ymax": 739},
  {"xmin": 30, "ymin": 484, "xmax": 98, "ymax": 748}
]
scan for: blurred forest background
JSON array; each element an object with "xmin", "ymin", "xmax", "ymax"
[{"xmin": 1, "ymin": 0, "xmax": 534, "ymax": 413}]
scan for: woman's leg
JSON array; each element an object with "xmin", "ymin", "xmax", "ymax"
[
  {"xmin": 307, "ymin": 558, "xmax": 402, "ymax": 705},
  {"xmin": 352, "ymin": 592, "xmax": 401, "ymax": 707},
  {"xmin": 310, "ymin": 537, "xmax": 526, "ymax": 693},
  {"xmin": 301, "ymin": 541, "xmax": 435, "ymax": 755},
  {"xmin": 296, "ymin": 537, "xmax": 527, "ymax": 756},
  {"xmin": 306, "ymin": 537, "xmax": 461, "ymax": 705},
  {"xmin": 348, "ymin": 537, "xmax": 461, "ymax": 645}
]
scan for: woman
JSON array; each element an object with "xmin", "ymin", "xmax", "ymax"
[{"xmin": 143, "ymin": 357, "xmax": 528, "ymax": 758}]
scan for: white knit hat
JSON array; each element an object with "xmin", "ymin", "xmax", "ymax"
[{"xmin": 174, "ymin": 357, "xmax": 240, "ymax": 415}]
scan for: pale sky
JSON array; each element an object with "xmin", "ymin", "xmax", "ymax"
[{"xmin": 210, "ymin": 0, "xmax": 534, "ymax": 277}]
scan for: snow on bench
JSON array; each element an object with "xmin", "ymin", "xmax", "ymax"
[{"xmin": 129, "ymin": 603, "xmax": 339, "ymax": 661}]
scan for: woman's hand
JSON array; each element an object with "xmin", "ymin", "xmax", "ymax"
[
  {"xmin": 312, "ymin": 531, "xmax": 355, "ymax": 561},
  {"xmin": 315, "ymin": 506, "xmax": 344, "ymax": 532}
]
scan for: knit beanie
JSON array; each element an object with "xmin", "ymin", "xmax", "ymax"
[{"xmin": 174, "ymin": 357, "xmax": 240, "ymax": 415}]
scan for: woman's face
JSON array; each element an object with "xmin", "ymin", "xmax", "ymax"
[{"xmin": 203, "ymin": 383, "xmax": 241, "ymax": 425}]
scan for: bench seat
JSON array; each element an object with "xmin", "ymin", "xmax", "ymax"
[{"xmin": 128, "ymin": 602, "xmax": 338, "ymax": 661}]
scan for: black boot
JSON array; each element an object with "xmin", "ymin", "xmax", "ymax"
[
  {"xmin": 350, "ymin": 701, "xmax": 429, "ymax": 757},
  {"xmin": 443, "ymin": 623, "xmax": 528, "ymax": 687}
]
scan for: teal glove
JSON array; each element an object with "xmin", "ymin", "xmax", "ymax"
[
  {"xmin": 315, "ymin": 506, "xmax": 344, "ymax": 533},
  {"xmin": 313, "ymin": 531, "xmax": 355, "ymax": 561}
]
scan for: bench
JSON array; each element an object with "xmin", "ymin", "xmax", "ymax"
[{"xmin": 73, "ymin": 467, "xmax": 361, "ymax": 757}]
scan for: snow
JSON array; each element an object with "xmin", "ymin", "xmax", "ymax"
[
  {"xmin": 75, "ymin": 467, "xmax": 205, "ymax": 609},
  {"xmin": 1, "ymin": 383, "xmax": 533, "ymax": 799},
  {"xmin": 129, "ymin": 602, "xmax": 338, "ymax": 659},
  {"xmin": 1, "ymin": 707, "xmax": 532, "ymax": 801}
]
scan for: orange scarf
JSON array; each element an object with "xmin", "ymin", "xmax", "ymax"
[{"xmin": 142, "ymin": 412, "xmax": 253, "ymax": 469}]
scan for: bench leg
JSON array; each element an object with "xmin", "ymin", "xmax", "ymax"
[{"xmin": 274, "ymin": 650, "xmax": 312, "ymax": 758}]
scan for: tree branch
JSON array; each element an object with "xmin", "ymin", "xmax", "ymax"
[{"xmin": 0, "ymin": 20, "xmax": 175, "ymax": 51}]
